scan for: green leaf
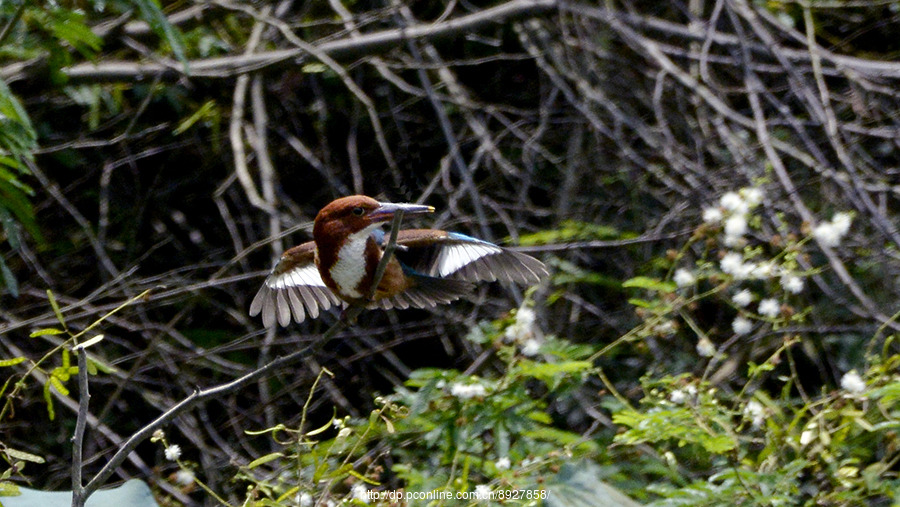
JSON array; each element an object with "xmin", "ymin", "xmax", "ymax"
[
  {"xmin": 626, "ymin": 298, "xmax": 655, "ymax": 308},
  {"xmin": 301, "ymin": 63, "xmax": 328, "ymax": 73},
  {"xmin": 518, "ymin": 220, "xmax": 622, "ymax": 246},
  {"xmin": 49, "ymin": 9, "xmax": 103, "ymax": 57},
  {"xmin": 89, "ymin": 356, "xmax": 114, "ymax": 375},
  {"xmin": 0, "ymin": 206, "xmax": 19, "ymax": 250},
  {"xmin": 29, "ymin": 328, "xmax": 65, "ymax": 337},
  {"xmin": 3, "ymin": 448, "xmax": 44, "ymax": 464},
  {"xmin": 133, "ymin": 0, "xmax": 189, "ymax": 70},
  {"xmin": 306, "ymin": 417, "xmax": 334, "ymax": 437},
  {"xmin": 347, "ymin": 468, "xmax": 380, "ymax": 485},
  {"xmin": 46, "ymin": 290, "xmax": 67, "ymax": 330},
  {"xmin": 0, "ymin": 79, "xmax": 36, "ymax": 148},
  {"xmin": 247, "ymin": 452, "xmax": 284, "ymax": 469},
  {"xmin": 0, "ymin": 481, "xmax": 20, "ymax": 497},
  {"xmin": 868, "ymin": 381, "xmax": 900, "ymax": 404},
  {"xmin": 43, "ymin": 382, "xmax": 55, "ymax": 420},
  {"xmin": 518, "ymin": 361, "xmax": 593, "ymax": 383},
  {"xmin": 0, "ymin": 256, "xmax": 17, "ymax": 298},
  {"xmin": 545, "ymin": 460, "xmax": 642, "ymax": 507},
  {"xmin": 0, "ymin": 180, "xmax": 41, "ymax": 244},
  {"xmin": 622, "ymin": 276, "xmax": 676, "ymax": 293},
  {"xmin": 49, "ymin": 375, "xmax": 69, "ymax": 396},
  {"xmin": 173, "ymin": 100, "xmax": 216, "ymax": 135}
]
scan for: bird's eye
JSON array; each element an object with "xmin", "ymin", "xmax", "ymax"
[{"xmin": 351, "ymin": 207, "xmax": 365, "ymax": 216}]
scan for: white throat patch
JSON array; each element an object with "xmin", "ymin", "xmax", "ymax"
[{"xmin": 330, "ymin": 225, "xmax": 381, "ymax": 299}]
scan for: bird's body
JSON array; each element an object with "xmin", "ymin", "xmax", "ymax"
[{"xmin": 250, "ymin": 196, "xmax": 547, "ymax": 327}]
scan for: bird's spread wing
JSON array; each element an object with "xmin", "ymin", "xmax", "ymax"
[
  {"xmin": 249, "ymin": 242, "xmax": 343, "ymax": 327},
  {"xmin": 367, "ymin": 264, "xmax": 476, "ymax": 311},
  {"xmin": 393, "ymin": 229, "xmax": 548, "ymax": 285}
]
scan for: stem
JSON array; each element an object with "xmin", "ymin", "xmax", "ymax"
[
  {"xmin": 368, "ymin": 210, "xmax": 404, "ymax": 301},
  {"xmin": 71, "ymin": 347, "xmax": 90, "ymax": 507}
]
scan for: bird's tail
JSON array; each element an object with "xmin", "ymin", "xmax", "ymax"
[{"xmin": 368, "ymin": 271, "xmax": 475, "ymax": 310}]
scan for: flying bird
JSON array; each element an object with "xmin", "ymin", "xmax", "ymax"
[{"xmin": 250, "ymin": 195, "xmax": 547, "ymax": 327}]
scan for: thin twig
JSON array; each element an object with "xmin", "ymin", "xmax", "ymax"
[{"xmin": 71, "ymin": 347, "xmax": 90, "ymax": 507}]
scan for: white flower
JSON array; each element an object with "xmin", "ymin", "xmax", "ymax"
[
  {"xmin": 702, "ymin": 207, "xmax": 723, "ymax": 224},
  {"xmin": 832, "ymin": 212, "xmax": 852, "ymax": 236},
  {"xmin": 673, "ymin": 268, "xmax": 696, "ymax": 287},
  {"xmin": 653, "ymin": 320, "xmax": 677, "ymax": 337},
  {"xmin": 505, "ymin": 306, "xmax": 538, "ymax": 343},
  {"xmin": 781, "ymin": 275, "xmax": 804, "ymax": 294},
  {"xmin": 800, "ymin": 423, "xmax": 817, "ymax": 445},
  {"xmin": 758, "ymin": 298, "xmax": 780, "ymax": 318},
  {"xmin": 724, "ymin": 214, "xmax": 748, "ymax": 239},
  {"xmin": 720, "ymin": 192, "xmax": 748, "ymax": 214},
  {"xmin": 299, "ymin": 492, "xmax": 313, "ymax": 507},
  {"xmin": 663, "ymin": 451, "xmax": 677, "ymax": 467},
  {"xmin": 720, "ymin": 252, "xmax": 744, "ymax": 275},
  {"xmin": 336, "ymin": 427, "xmax": 352, "ymax": 441},
  {"xmin": 776, "ymin": 11, "xmax": 796, "ymax": 27},
  {"xmin": 721, "ymin": 253, "xmax": 754, "ymax": 279},
  {"xmin": 813, "ymin": 222, "xmax": 842, "ymax": 247},
  {"xmin": 750, "ymin": 262, "xmax": 778, "ymax": 279},
  {"xmin": 732, "ymin": 289, "xmax": 753, "ymax": 307},
  {"xmin": 744, "ymin": 400, "xmax": 765, "ymax": 429},
  {"xmin": 814, "ymin": 212, "xmax": 854, "ymax": 248},
  {"xmin": 840, "ymin": 371, "xmax": 866, "ymax": 394},
  {"xmin": 474, "ymin": 485, "xmax": 492, "ymax": 500},
  {"xmin": 742, "ymin": 188, "xmax": 764, "ymax": 206},
  {"xmin": 724, "ymin": 233, "xmax": 745, "ymax": 248},
  {"xmin": 351, "ymin": 483, "xmax": 369, "ymax": 504},
  {"xmin": 696, "ymin": 337, "xmax": 716, "ymax": 357},
  {"xmin": 165, "ymin": 444, "xmax": 182, "ymax": 461},
  {"xmin": 173, "ymin": 469, "xmax": 195, "ymax": 486},
  {"xmin": 495, "ymin": 457, "xmax": 511, "ymax": 470},
  {"xmin": 732, "ymin": 316, "xmax": 753, "ymax": 335},
  {"xmin": 450, "ymin": 383, "xmax": 487, "ymax": 400},
  {"xmin": 521, "ymin": 338, "xmax": 541, "ymax": 356},
  {"xmin": 670, "ymin": 389, "xmax": 686, "ymax": 404}
]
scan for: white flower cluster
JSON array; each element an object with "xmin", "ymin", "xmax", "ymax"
[
  {"xmin": 744, "ymin": 400, "xmax": 765, "ymax": 429},
  {"xmin": 703, "ymin": 188, "xmax": 763, "ymax": 247},
  {"xmin": 719, "ymin": 252, "xmax": 800, "ymax": 294},
  {"xmin": 504, "ymin": 305, "xmax": 543, "ymax": 357},
  {"xmin": 813, "ymin": 212, "xmax": 853, "ymax": 248},
  {"xmin": 165, "ymin": 444, "xmax": 182, "ymax": 461},
  {"xmin": 351, "ymin": 483, "xmax": 369, "ymax": 504},
  {"xmin": 800, "ymin": 422, "xmax": 817, "ymax": 446},
  {"xmin": 474, "ymin": 485, "xmax": 493, "ymax": 499},
  {"xmin": 673, "ymin": 268, "xmax": 696, "ymax": 288},
  {"xmin": 669, "ymin": 385, "xmax": 697, "ymax": 405},
  {"xmin": 840, "ymin": 370, "xmax": 865, "ymax": 394},
  {"xmin": 696, "ymin": 336, "xmax": 716, "ymax": 357},
  {"xmin": 677, "ymin": 188, "xmax": 855, "ymax": 356},
  {"xmin": 173, "ymin": 469, "xmax": 195, "ymax": 486},
  {"xmin": 450, "ymin": 382, "xmax": 488, "ymax": 400}
]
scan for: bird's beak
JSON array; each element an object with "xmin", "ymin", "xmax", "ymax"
[{"xmin": 370, "ymin": 202, "xmax": 435, "ymax": 222}]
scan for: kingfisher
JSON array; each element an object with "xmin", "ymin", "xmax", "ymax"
[{"xmin": 250, "ymin": 195, "xmax": 547, "ymax": 327}]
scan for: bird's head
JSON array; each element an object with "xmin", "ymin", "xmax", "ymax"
[{"xmin": 313, "ymin": 195, "xmax": 434, "ymax": 243}]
